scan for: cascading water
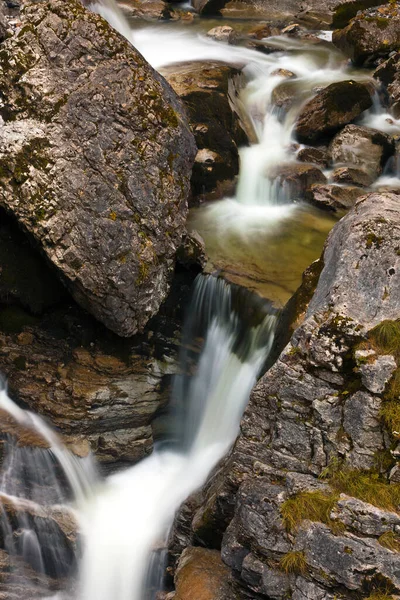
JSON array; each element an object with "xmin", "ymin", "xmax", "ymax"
[
  {"xmin": 79, "ymin": 274, "xmax": 276, "ymax": 600},
  {"xmin": 0, "ymin": 386, "xmax": 98, "ymax": 594}
]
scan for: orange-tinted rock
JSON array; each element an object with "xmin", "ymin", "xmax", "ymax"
[{"xmin": 174, "ymin": 547, "xmax": 239, "ymax": 600}]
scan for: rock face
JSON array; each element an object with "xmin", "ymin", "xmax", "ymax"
[
  {"xmin": 164, "ymin": 62, "xmax": 247, "ymax": 203},
  {"xmin": 0, "ymin": 0, "xmax": 196, "ymax": 337},
  {"xmin": 333, "ymin": 11, "xmax": 400, "ymax": 65},
  {"xmin": 295, "ymin": 81, "xmax": 372, "ymax": 143},
  {"xmin": 329, "ymin": 124, "xmax": 394, "ymax": 184},
  {"xmin": 177, "ymin": 192, "xmax": 400, "ymax": 599}
]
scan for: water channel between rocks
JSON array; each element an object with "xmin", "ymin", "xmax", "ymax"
[{"xmin": 0, "ymin": 1, "xmax": 400, "ymax": 599}]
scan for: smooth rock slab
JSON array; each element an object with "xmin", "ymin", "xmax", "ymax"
[{"xmin": 0, "ymin": 0, "xmax": 196, "ymax": 337}]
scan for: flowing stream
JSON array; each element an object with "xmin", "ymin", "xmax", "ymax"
[{"xmin": 1, "ymin": 1, "xmax": 400, "ymax": 598}]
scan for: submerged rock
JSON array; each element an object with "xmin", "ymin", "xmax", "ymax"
[
  {"xmin": 295, "ymin": 81, "xmax": 372, "ymax": 143},
  {"xmin": 333, "ymin": 10, "xmax": 400, "ymax": 65},
  {"xmin": 206, "ymin": 25, "xmax": 238, "ymax": 44},
  {"xmin": 0, "ymin": 0, "xmax": 196, "ymax": 337}
]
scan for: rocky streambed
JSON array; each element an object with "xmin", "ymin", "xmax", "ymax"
[{"xmin": 0, "ymin": 0, "xmax": 400, "ymax": 598}]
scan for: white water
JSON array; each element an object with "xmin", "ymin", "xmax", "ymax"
[
  {"xmin": 0, "ymin": 387, "xmax": 97, "ymax": 506},
  {"xmin": 0, "ymin": 384, "xmax": 98, "ymax": 589},
  {"xmin": 80, "ymin": 274, "xmax": 276, "ymax": 600}
]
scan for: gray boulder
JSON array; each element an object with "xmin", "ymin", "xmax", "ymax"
[{"xmin": 0, "ymin": 0, "xmax": 196, "ymax": 337}]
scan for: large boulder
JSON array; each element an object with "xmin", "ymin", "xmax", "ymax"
[
  {"xmin": 179, "ymin": 192, "xmax": 400, "ymax": 599},
  {"xmin": 0, "ymin": 0, "xmax": 196, "ymax": 337},
  {"xmin": 295, "ymin": 81, "xmax": 372, "ymax": 143},
  {"xmin": 333, "ymin": 9, "xmax": 400, "ymax": 66},
  {"xmin": 329, "ymin": 124, "xmax": 394, "ymax": 183}
]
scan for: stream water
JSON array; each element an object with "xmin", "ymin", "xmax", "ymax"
[{"xmin": 1, "ymin": 0, "xmax": 400, "ymax": 598}]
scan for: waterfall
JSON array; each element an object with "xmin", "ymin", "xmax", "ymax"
[
  {"xmin": 79, "ymin": 274, "xmax": 276, "ymax": 600},
  {"xmin": 0, "ymin": 386, "xmax": 98, "ymax": 593}
]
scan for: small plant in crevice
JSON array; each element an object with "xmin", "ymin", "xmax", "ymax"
[
  {"xmin": 380, "ymin": 400, "xmax": 400, "ymax": 440},
  {"xmin": 278, "ymin": 550, "xmax": 307, "ymax": 575}
]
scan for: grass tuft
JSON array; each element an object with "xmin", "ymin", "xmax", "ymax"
[
  {"xmin": 364, "ymin": 592, "xmax": 394, "ymax": 600},
  {"xmin": 326, "ymin": 467, "xmax": 400, "ymax": 513},
  {"xmin": 383, "ymin": 369, "xmax": 400, "ymax": 402},
  {"xmin": 369, "ymin": 320, "xmax": 400, "ymax": 357},
  {"xmin": 281, "ymin": 491, "xmax": 340, "ymax": 532},
  {"xmin": 378, "ymin": 531, "xmax": 400, "ymax": 552},
  {"xmin": 278, "ymin": 550, "xmax": 307, "ymax": 575},
  {"xmin": 380, "ymin": 400, "xmax": 400, "ymax": 439}
]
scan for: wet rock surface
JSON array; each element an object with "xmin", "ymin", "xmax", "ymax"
[
  {"xmin": 193, "ymin": 0, "xmax": 388, "ymax": 26},
  {"xmin": 164, "ymin": 62, "xmax": 247, "ymax": 203},
  {"xmin": 306, "ymin": 183, "xmax": 365, "ymax": 211},
  {"xmin": 295, "ymin": 81, "xmax": 373, "ymax": 143},
  {"xmin": 329, "ymin": 124, "xmax": 394, "ymax": 183},
  {"xmin": 375, "ymin": 52, "xmax": 400, "ymax": 118},
  {"xmin": 273, "ymin": 164, "xmax": 327, "ymax": 200},
  {"xmin": 0, "ymin": 0, "xmax": 196, "ymax": 338}
]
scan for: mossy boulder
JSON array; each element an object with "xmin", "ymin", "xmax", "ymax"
[
  {"xmin": 333, "ymin": 12, "xmax": 400, "ymax": 66},
  {"xmin": 295, "ymin": 80, "xmax": 372, "ymax": 143},
  {"xmin": 0, "ymin": 0, "xmax": 196, "ymax": 337}
]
